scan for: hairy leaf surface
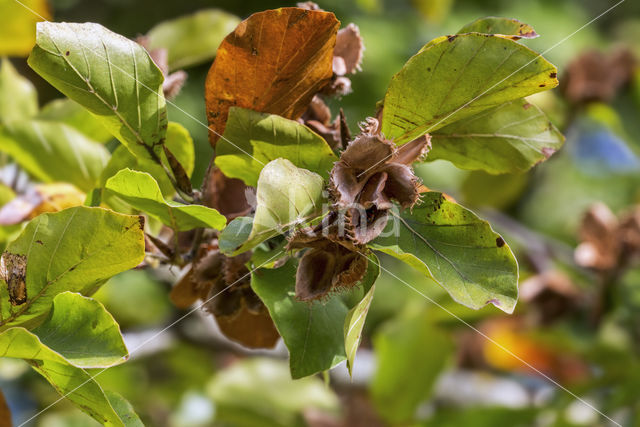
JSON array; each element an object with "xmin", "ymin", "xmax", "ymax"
[
  {"xmin": 370, "ymin": 192, "xmax": 518, "ymax": 313},
  {"xmin": 101, "ymin": 122, "xmax": 194, "ymax": 197},
  {"xmin": 251, "ymin": 255, "xmax": 378, "ymax": 378},
  {"xmin": 28, "ymin": 22, "xmax": 168, "ymax": 161},
  {"xmin": 0, "ymin": 292, "xmax": 135, "ymax": 426},
  {"xmin": 0, "ymin": 207, "xmax": 145, "ymax": 328},
  {"xmin": 429, "ymin": 98, "xmax": 564, "ymax": 173},
  {"xmin": 381, "ymin": 33, "xmax": 558, "ymax": 144}
]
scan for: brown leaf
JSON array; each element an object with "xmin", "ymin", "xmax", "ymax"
[
  {"xmin": 205, "ymin": 7, "xmax": 340, "ymax": 146},
  {"xmin": 334, "ymin": 23, "xmax": 364, "ymax": 74}
]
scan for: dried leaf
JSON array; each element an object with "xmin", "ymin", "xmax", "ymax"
[{"xmin": 205, "ymin": 7, "xmax": 340, "ymax": 145}]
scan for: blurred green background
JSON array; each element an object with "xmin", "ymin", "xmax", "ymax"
[{"xmin": 2, "ymin": 0, "xmax": 640, "ymax": 425}]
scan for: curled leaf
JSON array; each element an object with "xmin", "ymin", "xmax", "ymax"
[{"xmin": 457, "ymin": 17, "xmax": 539, "ymax": 40}]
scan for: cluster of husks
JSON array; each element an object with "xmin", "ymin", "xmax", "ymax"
[
  {"xmin": 574, "ymin": 203, "xmax": 640, "ymax": 271},
  {"xmin": 288, "ymin": 213, "xmax": 368, "ymax": 301},
  {"xmin": 290, "ymin": 121, "xmax": 429, "ymax": 301},
  {"xmin": 298, "ymin": 3, "xmax": 364, "ymax": 149},
  {"xmin": 171, "ymin": 247, "xmax": 279, "ymax": 349},
  {"xmin": 330, "ymin": 124, "xmax": 430, "ymax": 244}
]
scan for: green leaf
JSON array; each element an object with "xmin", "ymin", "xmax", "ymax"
[
  {"xmin": 146, "ymin": 9, "xmax": 241, "ymax": 71},
  {"xmin": 381, "ymin": 33, "xmax": 558, "ymax": 144},
  {"xmin": 230, "ymin": 159, "xmax": 325, "ymax": 255},
  {"xmin": 105, "ymin": 391, "xmax": 144, "ymax": 427},
  {"xmin": 426, "ymin": 407, "xmax": 538, "ymax": 427},
  {"xmin": 0, "ymin": 206, "xmax": 146, "ymax": 329},
  {"xmin": 429, "ymin": 98, "xmax": 564, "ymax": 174},
  {"xmin": 251, "ymin": 256, "xmax": 378, "ymax": 379},
  {"xmin": 207, "ymin": 358, "xmax": 339, "ymax": 427},
  {"xmin": 0, "ymin": 292, "xmax": 137, "ymax": 426},
  {"xmin": 457, "ymin": 17, "xmax": 538, "ymax": 39},
  {"xmin": 101, "ymin": 122, "xmax": 195, "ymax": 197},
  {"xmin": 370, "ymin": 305, "xmax": 453, "ymax": 423},
  {"xmin": 105, "ymin": 169, "xmax": 226, "ymax": 231},
  {"xmin": 0, "ymin": 58, "xmax": 38, "ymax": 123},
  {"xmin": 215, "ymin": 107, "xmax": 338, "ymax": 187},
  {"xmin": 38, "ymin": 98, "xmax": 113, "ymax": 143},
  {"xmin": 369, "ymin": 192, "xmax": 518, "ymax": 313},
  {"xmin": 344, "ymin": 253, "xmax": 379, "ymax": 376},
  {"xmin": 28, "ymin": 22, "xmax": 168, "ymax": 162},
  {"xmin": 218, "ymin": 216, "xmax": 253, "ymax": 255},
  {"xmin": 0, "ymin": 292, "xmax": 127, "ymax": 368},
  {"xmin": 0, "ymin": 120, "xmax": 109, "ymax": 192}
]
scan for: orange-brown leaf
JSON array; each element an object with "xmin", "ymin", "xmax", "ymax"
[{"xmin": 205, "ymin": 7, "xmax": 339, "ymax": 145}]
